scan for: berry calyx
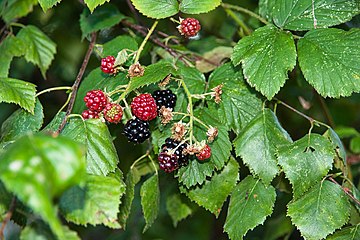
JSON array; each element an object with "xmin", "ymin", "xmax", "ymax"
[
  {"xmin": 130, "ymin": 93, "xmax": 158, "ymax": 121},
  {"xmin": 84, "ymin": 90, "xmax": 108, "ymax": 112},
  {"xmin": 162, "ymin": 138, "xmax": 189, "ymax": 167},
  {"xmin": 196, "ymin": 144, "xmax": 211, "ymax": 161},
  {"xmin": 103, "ymin": 103, "xmax": 123, "ymax": 124},
  {"xmin": 101, "ymin": 56, "xmax": 116, "ymax": 74},
  {"xmin": 82, "ymin": 109, "xmax": 100, "ymax": 119},
  {"xmin": 178, "ymin": 18, "xmax": 201, "ymax": 38},
  {"xmin": 123, "ymin": 118, "xmax": 151, "ymax": 143},
  {"xmin": 158, "ymin": 152, "xmax": 179, "ymax": 173},
  {"xmin": 152, "ymin": 89, "xmax": 177, "ymax": 110}
]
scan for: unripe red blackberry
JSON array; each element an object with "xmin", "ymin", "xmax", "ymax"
[
  {"xmin": 101, "ymin": 56, "xmax": 116, "ymax": 74},
  {"xmin": 152, "ymin": 89, "xmax": 177, "ymax": 110},
  {"xmin": 82, "ymin": 109, "xmax": 100, "ymax": 119},
  {"xmin": 103, "ymin": 103, "xmax": 123, "ymax": 124},
  {"xmin": 196, "ymin": 144, "xmax": 211, "ymax": 161},
  {"xmin": 84, "ymin": 90, "xmax": 108, "ymax": 112},
  {"xmin": 178, "ymin": 18, "xmax": 201, "ymax": 38},
  {"xmin": 123, "ymin": 118, "xmax": 150, "ymax": 143},
  {"xmin": 158, "ymin": 152, "xmax": 179, "ymax": 173},
  {"xmin": 162, "ymin": 138, "xmax": 189, "ymax": 167},
  {"xmin": 130, "ymin": 93, "xmax": 158, "ymax": 121}
]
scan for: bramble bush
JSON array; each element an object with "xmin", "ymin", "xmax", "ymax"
[{"xmin": 0, "ymin": 0, "xmax": 360, "ymax": 239}]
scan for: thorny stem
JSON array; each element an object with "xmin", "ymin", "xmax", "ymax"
[
  {"xmin": 224, "ymin": 8, "xmax": 251, "ymax": 36},
  {"xmin": 0, "ymin": 197, "xmax": 16, "ymax": 240},
  {"xmin": 35, "ymin": 86, "xmax": 72, "ymax": 97},
  {"xmin": 56, "ymin": 32, "xmax": 97, "ymax": 134},
  {"xmin": 221, "ymin": 3, "xmax": 269, "ymax": 25},
  {"xmin": 180, "ymin": 79, "xmax": 194, "ymax": 145},
  {"xmin": 328, "ymin": 177, "xmax": 360, "ymax": 207}
]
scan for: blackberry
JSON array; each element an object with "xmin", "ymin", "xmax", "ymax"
[
  {"xmin": 123, "ymin": 118, "xmax": 150, "ymax": 143},
  {"xmin": 162, "ymin": 138, "xmax": 189, "ymax": 167},
  {"xmin": 152, "ymin": 89, "xmax": 177, "ymax": 110},
  {"xmin": 158, "ymin": 152, "xmax": 178, "ymax": 173}
]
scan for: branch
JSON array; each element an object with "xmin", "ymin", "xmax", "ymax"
[
  {"xmin": 328, "ymin": 177, "xmax": 360, "ymax": 207},
  {"xmin": 0, "ymin": 197, "xmax": 16, "ymax": 240},
  {"xmin": 56, "ymin": 32, "xmax": 97, "ymax": 134}
]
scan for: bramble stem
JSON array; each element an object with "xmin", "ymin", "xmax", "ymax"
[
  {"xmin": 224, "ymin": 8, "xmax": 251, "ymax": 36},
  {"xmin": 180, "ymin": 79, "xmax": 194, "ymax": 145},
  {"xmin": 35, "ymin": 86, "xmax": 72, "ymax": 97},
  {"xmin": 221, "ymin": 3, "xmax": 268, "ymax": 25},
  {"xmin": 134, "ymin": 20, "xmax": 158, "ymax": 64}
]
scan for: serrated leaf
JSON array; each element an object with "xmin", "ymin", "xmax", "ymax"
[
  {"xmin": 127, "ymin": 61, "xmax": 175, "ymax": 92},
  {"xmin": 20, "ymin": 222, "xmax": 80, "ymax": 240},
  {"xmin": 176, "ymin": 159, "xmax": 215, "ymax": 188},
  {"xmin": 84, "ymin": 0, "xmax": 110, "ymax": 12},
  {"xmin": 277, "ymin": 134, "xmax": 335, "ymax": 199},
  {"xmin": 37, "ymin": 0, "xmax": 61, "ymax": 11},
  {"xmin": 1, "ymin": 99, "xmax": 43, "ymax": 147},
  {"xmin": 80, "ymin": 4, "xmax": 126, "ymax": 39},
  {"xmin": 271, "ymin": 0, "xmax": 360, "ymax": 31},
  {"xmin": 140, "ymin": 174, "xmax": 160, "ymax": 232},
  {"xmin": 2, "ymin": 0, "xmax": 38, "ymax": 23},
  {"xmin": 287, "ymin": 180, "xmax": 351, "ymax": 240},
  {"xmin": 231, "ymin": 24, "xmax": 296, "ymax": 99},
  {"xmin": 179, "ymin": 0, "xmax": 221, "ymax": 14},
  {"xmin": 224, "ymin": 176, "xmax": 276, "ymax": 240},
  {"xmin": 326, "ymin": 224, "xmax": 360, "ymax": 240},
  {"xmin": 208, "ymin": 63, "xmax": 262, "ymax": 134},
  {"xmin": 234, "ymin": 109, "xmax": 292, "ymax": 184},
  {"xmin": 0, "ymin": 133, "xmax": 85, "ymax": 238},
  {"xmin": 180, "ymin": 158, "xmax": 239, "ymax": 217},
  {"xmin": 73, "ymin": 69, "xmax": 127, "ymax": 113},
  {"xmin": 178, "ymin": 63, "xmax": 206, "ymax": 94},
  {"xmin": 130, "ymin": 0, "xmax": 179, "ymax": 19},
  {"xmin": 102, "ymin": 35, "xmax": 138, "ymax": 57},
  {"xmin": 118, "ymin": 167, "xmax": 141, "ymax": 228},
  {"xmin": 298, "ymin": 28, "xmax": 360, "ymax": 98},
  {"xmin": 0, "ymin": 35, "xmax": 25, "ymax": 77},
  {"xmin": 42, "ymin": 112, "xmax": 66, "ymax": 133},
  {"xmin": 16, "ymin": 25, "xmax": 56, "ymax": 78},
  {"xmin": 61, "ymin": 118, "xmax": 119, "ymax": 176},
  {"xmin": 259, "ymin": 0, "xmax": 275, "ymax": 21},
  {"xmin": 59, "ymin": 173, "xmax": 125, "ymax": 228},
  {"xmin": 166, "ymin": 194, "xmax": 192, "ymax": 227},
  {"xmin": 0, "ymin": 78, "xmax": 36, "ymax": 113}
]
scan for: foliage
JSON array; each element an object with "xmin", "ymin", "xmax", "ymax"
[{"xmin": 0, "ymin": 0, "xmax": 360, "ymax": 239}]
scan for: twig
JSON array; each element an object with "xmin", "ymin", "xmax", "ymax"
[
  {"xmin": 126, "ymin": 0, "xmax": 143, "ymax": 25},
  {"xmin": 328, "ymin": 177, "xmax": 360, "ymax": 207},
  {"xmin": 0, "ymin": 197, "xmax": 16, "ymax": 240},
  {"xmin": 56, "ymin": 32, "xmax": 97, "ymax": 134}
]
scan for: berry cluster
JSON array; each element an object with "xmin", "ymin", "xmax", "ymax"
[
  {"xmin": 178, "ymin": 18, "xmax": 201, "ymax": 38},
  {"xmin": 158, "ymin": 138, "xmax": 189, "ymax": 172},
  {"xmin": 82, "ymin": 90, "xmax": 123, "ymax": 123},
  {"xmin": 152, "ymin": 90, "xmax": 177, "ymax": 110},
  {"xmin": 101, "ymin": 56, "xmax": 116, "ymax": 74}
]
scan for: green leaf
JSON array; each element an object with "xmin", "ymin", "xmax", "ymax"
[
  {"xmin": 166, "ymin": 194, "xmax": 192, "ymax": 227},
  {"xmin": 80, "ymin": 4, "xmax": 126, "ymax": 40},
  {"xmin": 16, "ymin": 25, "xmax": 56, "ymax": 78},
  {"xmin": 59, "ymin": 173, "xmax": 125, "ymax": 228},
  {"xmin": 334, "ymin": 126, "xmax": 360, "ymax": 139},
  {"xmin": 298, "ymin": 28, "xmax": 360, "ymax": 98},
  {"xmin": 234, "ymin": 109, "xmax": 292, "ymax": 184},
  {"xmin": 140, "ymin": 174, "xmax": 160, "ymax": 232},
  {"xmin": 180, "ymin": 158, "xmax": 239, "ymax": 217},
  {"xmin": 350, "ymin": 136, "xmax": 360, "ymax": 154},
  {"xmin": 42, "ymin": 112, "xmax": 66, "ymax": 133},
  {"xmin": 324, "ymin": 128, "xmax": 346, "ymax": 166},
  {"xmin": 0, "ymin": 78, "xmax": 36, "ymax": 113},
  {"xmin": 127, "ymin": 61, "xmax": 176, "ymax": 92},
  {"xmin": 196, "ymin": 46, "xmax": 233, "ymax": 73},
  {"xmin": 102, "ymin": 35, "xmax": 138, "ymax": 57},
  {"xmin": 0, "ymin": 181, "xmax": 13, "ymax": 221},
  {"xmin": 61, "ymin": 118, "xmax": 119, "ymax": 176},
  {"xmin": 0, "ymin": 35, "xmax": 25, "ymax": 77},
  {"xmin": 73, "ymin": 69, "xmax": 127, "ymax": 113},
  {"xmin": 231, "ymin": 24, "xmax": 296, "ymax": 100},
  {"xmin": 1, "ymin": 99, "xmax": 43, "ymax": 147},
  {"xmin": 0, "ymin": 133, "xmax": 85, "ymax": 238},
  {"xmin": 271, "ymin": 0, "xmax": 360, "ymax": 30},
  {"xmin": 327, "ymin": 224, "xmax": 360, "ymax": 240},
  {"xmin": 287, "ymin": 180, "xmax": 351, "ymax": 240},
  {"xmin": 259, "ymin": 0, "xmax": 275, "ymax": 20},
  {"xmin": 2, "ymin": 0, "xmax": 38, "ymax": 23},
  {"xmin": 224, "ymin": 176, "xmax": 276, "ymax": 240},
  {"xmin": 208, "ymin": 63, "xmax": 262, "ymax": 134},
  {"xmin": 118, "ymin": 167, "xmax": 141, "ymax": 228},
  {"xmin": 179, "ymin": 0, "xmax": 221, "ymax": 14},
  {"xmin": 178, "ymin": 63, "xmax": 206, "ymax": 94},
  {"xmin": 37, "ymin": 0, "xmax": 61, "ymax": 11},
  {"xmin": 20, "ymin": 222, "xmax": 80, "ymax": 240},
  {"xmin": 278, "ymin": 134, "xmax": 335, "ymax": 199},
  {"xmin": 84, "ymin": 0, "xmax": 110, "ymax": 12},
  {"xmin": 130, "ymin": 0, "xmax": 179, "ymax": 19}
]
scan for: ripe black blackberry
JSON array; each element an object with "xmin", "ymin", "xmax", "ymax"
[
  {"xmin": 152, "ymin": 89, "xmax": 177, "ymax": 110},
  {"xmin": 158, "ymin": 152, "xmax": 178, "ymax": 173},
  {"xmin": 161, "ymin": 138, "xmax": 189, "ymax": 167},
  {"xmin": 123, "ymin": 118, "xmax": 150, "ymax": 143}
]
